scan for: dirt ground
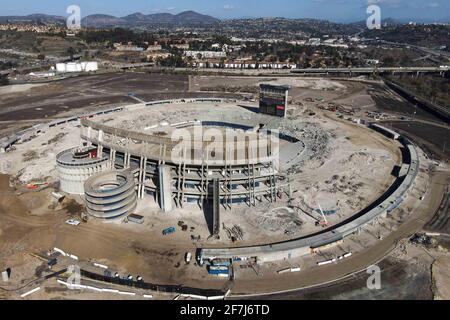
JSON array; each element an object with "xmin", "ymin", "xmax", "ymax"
[
  {"xmin": 366, "ymin": 82, "xmax": 447, "ymax": 124},
  {"xmin": 0, "ymin": 72, "xmax": 188, "ymax": 123},
  {"xmin": 432, "ymin": 257, "xmax": 450, "ymax": 300},
  {"xmin": 383, "ymin": 121, "xmax": 450, "ymax": 160},
  {"xmin": 240, "ymin": 256, "xmax": 434, "ymax": 300}
]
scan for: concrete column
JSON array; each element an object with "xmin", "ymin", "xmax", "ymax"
[
  {"xmin": 97, "ymin": 145, "xmax": 103, "ymax": 158},
  {"xmin": 110, "ymin": 149, "xmax": 116, "ymax": 169},
  {"xmin": 159, "ymin": 164, "xmax": 172, "ymax": 212},
  {"xmin": 138, "ymin": 156, "xmax": 144, "ymax": 199},
  {"xmin": 124, "ymin": 153, "xmax": 129, "ymax": 168},
  {"xmin": 98, "ymin": 129, "xmax": 104, "ymax": 143},
  {"xmin": 141, "ymin": 156, "xmax": 147, "ymax": 199},
  {"xmin": 212, "ymin": 178, "xmax": 220, "ymax": 236}
]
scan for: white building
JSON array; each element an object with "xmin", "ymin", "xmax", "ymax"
[
  {"xmin": 184, "ymin": 51, "xmax": 227, "ymax": 59},
  {"xmin": 308, "ymin": 38, "xmax": 321, "ymax": 46},
  {"xmin": 146, "ymin": 45, "xmax": 162, "ymax": 52},
  {"xmin": 196, "ymin": 62, "xmax": 297, "ymax": 69},
  {"xmin": 29, "ymin": 71, "xmax": 56, "ymax": 78},
  {"xmin": 366, "ymin": 59, "xmax": 380, "ymax": 65},
  {"xmin": 55, "ymin": 61, "xmax": 98, "ymax": 73}
]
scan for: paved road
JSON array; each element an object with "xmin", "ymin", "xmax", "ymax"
[{"xmin": 292, "ymin": 66, "xmax": 449, "ymax": 75}]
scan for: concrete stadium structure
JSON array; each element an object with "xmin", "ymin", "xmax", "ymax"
[
  {"xmin": 52, "ymin": 98, "xmax": 419, "ymax": 255},
  {"xmin": 197, "ymin": 125, "xmax": 419, "ymax": 264},
  {"xmin": 78, "ymin": 99, "xmax": 295, "ymax": 212},
  {"xmin": 56, "ymin": 147, "xmax": 110, "ymax": 195},
  {"xmin": 84, "ymin": 169, "xmax": 137, "ymax": 219}
]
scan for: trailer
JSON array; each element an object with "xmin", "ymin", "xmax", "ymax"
[
  {"xmin": 211, "ymin": 259, "xmax": 232, "ymax": 267},
  {"xmin": 208, "ymin": 266, "xmax": 230, "ymax": 277},
  {"xmin": 127, "ymin": 214, "xmax": 145, "ymax": 224}
]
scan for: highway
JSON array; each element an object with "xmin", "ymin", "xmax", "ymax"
[
  {"xmin": 291, "ymin": 66, "xmax": 449, "ymax": 75},
  {"xmin": 2, "ymin": 62, "xmax": 448, "ymax": 78},
  {"xmin": 366, "ymin": 39, "xmax": 450, "ymax": 62},
  {"xmin": 384, "ymin": 79, "xmax": 450, "ymax": 121}
]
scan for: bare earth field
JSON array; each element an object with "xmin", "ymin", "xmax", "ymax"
[{"xmin": 0, "ymin": 72, "xmax": 188, "ymax": 123}]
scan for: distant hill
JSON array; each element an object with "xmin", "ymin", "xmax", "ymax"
[
  {"xmin": 348, "ymin": 17, "xmax": 403, "ymax": 29},
  {"xmin": 0, "ymin": 12, "xmax": 446, "ymax": 34},
  {"xmin": 81, "ymin": 14, "xmax": 127, "ymax": 27},
  {"xmin": 82, "ymin": 11, "xmax": 220, "ymax": 28},
  {"xmin": 360, "ymin": 23, "xmax": 450, "ymax": 48},
  {"xmin": 0, "ymin": 11, "xmax": 219, "ymax": 28},
  {"xmin": 0, "ymin": 13, "xmax": 65, "ymax": 24}
]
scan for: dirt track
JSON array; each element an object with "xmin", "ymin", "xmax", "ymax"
[{"xmin": 238, "ymin": 256, "xmax": 433, "ymax": 300}]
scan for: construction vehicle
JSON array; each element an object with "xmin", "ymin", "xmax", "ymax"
[
  {"xmin": 316, "ymin": 203, "xmax": 329, "ymax": 227},
  {"xmin": 26, "ymin": 182, "xmax": 49, "ymax": 190},
  {"xmin": 65, "ymin": 219, "xmax": 81, "ymax": 226},
  {"xmin": 162, "ymin": 227, "xmax": 176, "ymax": 236}
]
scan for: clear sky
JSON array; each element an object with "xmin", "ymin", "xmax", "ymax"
[{"xmin": 1, "ymin": 0, "xmax": 449, "ymax": 22}]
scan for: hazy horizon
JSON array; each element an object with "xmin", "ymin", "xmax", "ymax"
[{"xmin": 0, "ymin": 0, "xmax": 449, "ymax": 23}]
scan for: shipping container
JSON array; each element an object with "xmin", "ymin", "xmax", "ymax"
[{"xmin": 208, "ymin": 266, "xmax": 230, "ymax": 276}]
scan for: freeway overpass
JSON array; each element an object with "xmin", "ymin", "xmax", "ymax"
[
  {"xmin": 365, "ymin": 39, "xmax": 450, "ymax": 62},
  {"xmin": 291, "ymin": 66, "xmax": 449, "ymax": 75},
  {"xmin": 1, "ymin": 64, "xmax": 448, "ymax": 79}
]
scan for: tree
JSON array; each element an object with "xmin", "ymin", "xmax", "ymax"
[
  {"xmin": 0, "ymin": 75, "xmax": 9, "ymax": 86},
  {"xmin": 67, "ymin": 47, "xmax": 76, "ymax": 61}
]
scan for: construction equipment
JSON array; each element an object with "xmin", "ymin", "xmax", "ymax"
[
  {"xmin": 316, "ymin": 202, "xmax": 329, "ymax": 227},
  {"xmin": 162, "ymin": 227, "xmax": 176, "ymax": 236},
  {"xmin": 223, "ymin": 224, "xmax": 244, "ymax": 242},
  {"xmin": 26, "ymin": 182, "xmax": 49, "ymax": 190},
  {"xmin": 185, "ymin": 252, "xmax": 192, "ymax": 264}
]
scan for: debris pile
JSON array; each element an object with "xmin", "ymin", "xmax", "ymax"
[
  {"xmin": 409, "ymin": 233, "xmax": 436, "ymax": 248},
  {"xmin": 247, "ymin": 206, "xmax": 303, "ymax": 235},
  {"xmin": 223, "ymin": 224, "xmax": 244, "ymax": 242}
]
